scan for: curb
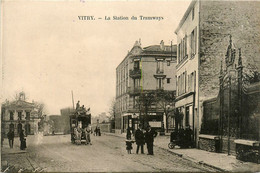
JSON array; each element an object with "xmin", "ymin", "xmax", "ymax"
[
  {"xmin": 2, "ymin": 150, "xmax": 27, "ymax": 155},
  {"xmin": 104, "ymin": 133, "xmax": 227, "ymax": 172},
  {"xmin": 154, "ymin": 145, "xmax": 226, "ymax": 172}
]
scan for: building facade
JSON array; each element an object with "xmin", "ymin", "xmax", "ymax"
[
  {"xmin": 1, "ymin": 92, "xmax": 41, "ymax": 137},
  {"xmin": 115, "ymin": 40, "xmax": 177, "ymax": 133},
  {"xmin": 174, "ymin": 0, "xmax": 260, "ymax": 147}
]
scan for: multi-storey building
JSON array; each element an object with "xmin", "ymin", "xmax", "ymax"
[
  {"xmin": 174, "ymin": 0, "xmax": 259, "ymax": 147},
  {"xmin": 1, "ymin": 92, "xmax": 41, "ymax": 136},
  {"xmin": 115, "ymin": 40, "xmax": 177, "ymax": 133}
]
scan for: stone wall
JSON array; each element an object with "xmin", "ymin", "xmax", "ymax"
[
  {"xmin": 199, "ymin": 135, "xmax": 220, "ymax": 152},
  {"xmin": 199, "ymin": 1, "xmax": 260, "ymax": 100}
]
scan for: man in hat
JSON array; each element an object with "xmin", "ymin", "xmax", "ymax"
[
  {"xmin": 7, "ymin": 129, "xmax": 14, "ymax": 148},
  {"xmin": 135, "ymin": 124, "xmax": 145, "ymax": 154},
  {"xmin": 144, "ymin": 125, "xmax": 157, "ymax": 155}
]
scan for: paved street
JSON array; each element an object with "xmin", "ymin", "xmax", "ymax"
[{"xmin": 1, "ymin": 134, "xmax": 218, "ymax": 172}]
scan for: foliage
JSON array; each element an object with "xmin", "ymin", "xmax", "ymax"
[
  {"xmin": 155, "ymin": 90, "xmax": 176, "ymax": 132},
  {"xmin": 135, "ymin": 91, "xmax": 156, "ymax": 128},
  {"xmin": 108, "ymin": 97, "xmax": 116, "ymax": 120}
]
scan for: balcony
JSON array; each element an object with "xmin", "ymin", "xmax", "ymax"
[
  {"xmin": 129, "ymin": 69, "xmax": 141, "ymax": 79},
  {"xmin": 127, "ymin": 86, "xmax": 142, "ymax": 95}
]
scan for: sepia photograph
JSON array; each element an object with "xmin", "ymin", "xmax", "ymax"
[{"xmin": 0, "ymin": 0, "xmax": 259, "ymax": 172}]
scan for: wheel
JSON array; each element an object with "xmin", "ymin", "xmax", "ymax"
[{"xmin": 168, "ymin": 142, "xmax": 175, "ymax": 149}]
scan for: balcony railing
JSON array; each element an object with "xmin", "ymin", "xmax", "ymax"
[
  {"xmin": 127, "ymin": 86, "xmax": 142, "ymax": 95},
  {"xmin": 129, "ymin": 69, "xmax": 141, "ymax": 78}
]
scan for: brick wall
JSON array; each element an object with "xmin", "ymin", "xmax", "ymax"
[{"xmin": 199, "ymin": 1, "xmax": 260, "ymax": 100}]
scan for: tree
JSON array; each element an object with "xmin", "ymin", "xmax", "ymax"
[
  {"xmin": 108, "ymin": 97, "xmax": 116, "ymax": 120},
  {"xmin": 34, "ymin": 102, "xmax": 48, "ymax": 118},
  {"xmin": 156, "ymin": 90, "xmax": 176, "ymax": 133},
  {"xmin": 135, "ymin": 91, "xmax": 156, "ymax": 129}
]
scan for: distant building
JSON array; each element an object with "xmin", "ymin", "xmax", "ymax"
[
  {"xmin": 1, "ymin": 92, "xmax": 41, "ymax": 136},
  {"xmin": 115, "ymin": 40, "xmax": 177, "ymax": 133},
  {"xmin": 60, "ymin": 107, "xmax": 74, "ymax": 134},
  {"xmin": 174, "ymin": 0, "xmax": 260, "ymax": 148},
  {"xmin": 48, "ymin": 115, "xmax": 63, "ymax": 133},
  {"xmin": 92, "ymin": 112, "xmax": 110, "ymax": 124}
]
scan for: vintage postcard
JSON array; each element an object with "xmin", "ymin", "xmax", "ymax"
[{"xmin": 1, "ymin": 0, "xmax": 259, "ymax": 172}]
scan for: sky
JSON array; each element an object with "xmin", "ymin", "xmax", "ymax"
[{"xmin": 1, "ymin": 0, "xmax": 191, "ymax": 116}]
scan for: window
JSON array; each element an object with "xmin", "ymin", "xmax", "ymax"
[
  {"xmin": 167, "ymin": 78, "xmax": 171, "ymax": 84},
  {"xmin": 191, "ymin": 72, "xmax": 194, "ymax": 92},
  {"xmin": 10, "ymin": 111, "xmax": 14, "ymax": 120},
  {"xmin": 190, "ymin": 27, "xmax": 197, "ymax": 57},
  {"xmin": 184, "ymin": 35, "xmax": 187, "ymax": 57},
  {"xmin": 178, "ymin": 43, "xmax": 181, "ymax": 63},
  {"xmin": 157, "ymin": 78, "xmax": 163, "ymax": 89},
  {"xmin": 157, "ymin": 60, "xmax": 164, "ymax": 73},
  {"xmin": 134, "ymin": 78, "xmax": 140, "ymax": 88},
  {"xmin": 185, "ymin": 106, "xmax": 190, "ymax": 126},
  {"xmin": 167, "ymin": 61, "xmax": 170, "ymax": 66},
  {"xmin": 177, "ymin": 71, "xmax": 187, "ymax": 96},
  {"xmin": 178, "ymin": 36, "xmax": 188, "ymax": 64},
  {"xmin": 18, "ymin": 112, "xmax": 22, "ymax": 120},
  {"xmin": 134, "ymin": 60, "xmax": 140, "ymax": 70},
  {"xmin": 178, "ymin": 76, "xmax": 181, "ymax": 96},
  {"xmin": 192, "ymin": 7, "xmax": 195, "ymax": 20},
  {"xmin": 26, "ymin": 112, "xmax": 30, "ymax": 120}
]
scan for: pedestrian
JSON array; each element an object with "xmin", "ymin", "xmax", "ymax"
[
  {"xmin": 84, "ymin": 124, "xmax": 92, "ymax": 145},
  {"xmin": 77, "ymin": 125, "xmax": 82, "ymax": 144},
  {"xmin": 7, "ymin": 129, "xmax": 14, "ymax": 148},
  {"xmin": 95, "ymin": 126, "xmax": 101, "ymax": 136},
  {"xmin": 144, "ymin": 125, "xmax": 157, "ymax": 155},
  {"xmin": 135, "ymin": 125, "xmax": 145, "ymax": 154},
  {"xmin": 20, "ymin": 130, "xmax": 26, "ymax": 150},
  {"xmin": 126, "ymin": 128, "xmax": 131, "ymax": 140},
  {"xmin": 126, "ymin": 128, "xmax": 133, "ymax": 154},
  {"xmin": 74, "ymin": 127, "xmax": 79, "ymax": 144},
  {"xmin": 178, "ymin": 127, "xmax": 185, "ymax": 148},
  {"xmin": 76, "ymin": 100, "xmax": 80, "ymax": 110},
  {"xmin": 184, "ymin": 125, "xmax": 193, "ymax": 148}
]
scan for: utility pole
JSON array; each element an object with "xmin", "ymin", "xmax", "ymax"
[{"xmin": 71, "ymin": 90, "xmax": 75, "ymax": 110}]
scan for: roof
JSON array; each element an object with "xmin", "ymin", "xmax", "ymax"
[
  {"xmin": 2, "ymin": 99, "xmax": 35, "ymax": 109},
  {"xmin": 143, "ymin": 45, "xmax": 177, "ymax": 53},
  {"xmin": 175, "ymin": 0, "xmax": 197, "ymax": 34}
]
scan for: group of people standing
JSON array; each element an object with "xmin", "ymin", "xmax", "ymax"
[
  {"xmin": 126, "ymin": 125, "xmax": 157, "ymax": 155},
  {"xmin": 74, "ymin": 124, "xmax": 92, "ymax": 145},
  {"xmin": 7, "ymin": 129, "xmax": 26, "ymax": 150}
]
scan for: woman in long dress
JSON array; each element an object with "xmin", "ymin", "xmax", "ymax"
[{"xmin": 20, "ymin": 130, "xmax": 26, "ymax": 150}]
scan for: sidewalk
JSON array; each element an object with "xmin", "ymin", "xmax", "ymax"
[
  {"xmin": 1, "ymin": 137, "xmax": 27, "ymax": 155},
  {"xmin": 104, "ymin": 132, "xmax": 260, "ymax": 172}
]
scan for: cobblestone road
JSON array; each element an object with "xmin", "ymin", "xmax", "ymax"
[{"xmin": 2, "ymin": 134, "xmax": 218, "ymax": 172}]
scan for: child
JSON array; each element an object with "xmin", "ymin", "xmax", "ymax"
[{"xmin": 126, "ymin": 128, "xmax": 133, "ymax": 154}]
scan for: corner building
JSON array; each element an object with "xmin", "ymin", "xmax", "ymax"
[
  {"xmin": 115, "ymin": 40, "xmax": 177, "ymax": 133},
  {"xmin": 175, "ymin": 0, "xmax": 260, "ymax": 147}
]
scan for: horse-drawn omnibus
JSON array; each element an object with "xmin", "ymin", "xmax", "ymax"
[{"xmin": 69, "ymin": 107, "xmax": 91, "ymax": 144}]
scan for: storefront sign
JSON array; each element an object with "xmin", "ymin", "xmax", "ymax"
[{"xmin": 149, "ymin": 121, "xmax": 161, "ymax": 127}]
